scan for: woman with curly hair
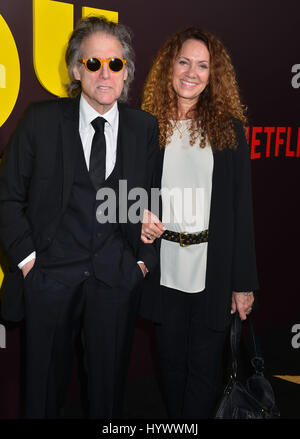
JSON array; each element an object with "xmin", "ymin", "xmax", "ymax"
[{"xmin": 139, "ymin": 27, "xmax": 259, "ymax": 419}]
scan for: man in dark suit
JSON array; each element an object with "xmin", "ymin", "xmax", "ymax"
[{"xmin": 0, "ymin": 16, "xmax": 159, "ymax": 419}]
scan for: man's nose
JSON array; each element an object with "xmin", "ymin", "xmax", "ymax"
[{"xmin": 99, "ymin": 61, "xmax": 110, "ymax": 79}]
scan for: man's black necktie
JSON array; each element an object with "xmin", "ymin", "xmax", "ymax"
[{"xmin": 89, "ymin": 117, "xmax": 107, "ymax": 190}]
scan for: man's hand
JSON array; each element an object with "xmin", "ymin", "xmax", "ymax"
[
  {"xmin": 21, "ymin": 258, "xmax": 36, "ymax": 279},
  {"xmin": 137, "ymin": 262, "xmax": 148, "ymax": 278}
]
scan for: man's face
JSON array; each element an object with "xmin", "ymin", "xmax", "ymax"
[{"xmin": 73, "ymin": 32, "xmax": 128, "ymax": 114}]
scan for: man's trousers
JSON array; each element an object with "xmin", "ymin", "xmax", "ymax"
[{"xmin": 23, "ymin": 264, "xmax": 143, "ymax": 418}]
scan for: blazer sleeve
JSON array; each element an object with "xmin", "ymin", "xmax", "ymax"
[
  {"xmin": 136, "ymin": 116, "xmax": 162, "ymax": 272},
  {"xmin": 0, "ymin": 105, "xmax": 36, "ymax": 268},
  {"xmin": 231, "ymin": 119, "xmax": 259, "ymax": 291}
]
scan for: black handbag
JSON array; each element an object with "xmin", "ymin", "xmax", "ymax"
[{"xmin": 215, "ymin": 312, "xmax": 280, "ymax": 419}]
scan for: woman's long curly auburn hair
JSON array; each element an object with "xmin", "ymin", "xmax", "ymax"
[{"xmin": 141, "ymin": 27, "xmax": 247, "ymax": 150}]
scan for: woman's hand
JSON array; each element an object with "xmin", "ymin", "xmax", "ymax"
[
  {"xmin": 231, "ymin": 292, "xmax": 254, "ymax": 320},
  {"xmin": 141, "ymin": 209, "xmax": 164, "ymax": 244}
]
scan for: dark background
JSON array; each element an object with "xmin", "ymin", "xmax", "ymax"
[{"xmin": 0, "ymin": 0, "xmax": 299, "ymax": 419}]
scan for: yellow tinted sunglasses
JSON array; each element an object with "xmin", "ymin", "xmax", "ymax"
[{"xmin": 79, "ymin": 57, "xmax": 127, "ymax": 73}]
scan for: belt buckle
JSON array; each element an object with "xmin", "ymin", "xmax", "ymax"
[{"xmin": 179, "ymin": 232, "xmax": 190, "ymax": 247}]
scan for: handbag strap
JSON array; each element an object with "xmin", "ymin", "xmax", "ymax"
[
  {"xmin": 247, "ymin": 314, "xmax": 265, "ymax": 373},
  {"xmin": 230, "ymin": 312, "xmax": 242, "ymax": 378},
  {"xmin": 230, "ymin": 312, "xmax": 264, "ymax": 378}
]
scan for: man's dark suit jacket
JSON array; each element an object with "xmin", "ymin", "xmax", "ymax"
[
  {"xmin": 0, "ymin": 96, "xmax": 160, "ymax": 322},
  {"xmin": 139, "ymin": 119, "xmax": 259, "ymax": 331}
]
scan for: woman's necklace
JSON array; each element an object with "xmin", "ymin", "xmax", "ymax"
[{"xmin": 175, "ymin": 120, "xmax": 191, "ymax": 139}]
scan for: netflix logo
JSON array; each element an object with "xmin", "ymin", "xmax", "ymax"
[{"xmin": 246, "ymin": 126, "xmax": 300, "ymax": 159}]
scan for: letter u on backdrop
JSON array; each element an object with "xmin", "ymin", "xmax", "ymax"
[{"xmin": 33, "ymin": 0, "xmax": 118, "ymax": 97}]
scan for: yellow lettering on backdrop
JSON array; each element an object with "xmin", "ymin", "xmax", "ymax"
[
  {"xmin": 0, "ymin": 15, "xmax": 20, "ymax": 127},
  {"xmin": 82, "ymin": 7, "xmax": 118, "ymax": 22},
  {"xmin": 33, "ymin": 0, "xmax": 73, "ymax": 97},
  {"xmin": 33, "ymin": 0, "xmax": 118, "ymax": 97}
]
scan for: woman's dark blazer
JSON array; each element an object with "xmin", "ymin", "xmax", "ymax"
[{"xmin": 139, "ymin": 118, "xmax": 259, "ymax": 331}]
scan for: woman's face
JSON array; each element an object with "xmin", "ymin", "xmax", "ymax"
[{"xmin": 172, "ymin": 39, "xmax": 210, "ymax": 110}]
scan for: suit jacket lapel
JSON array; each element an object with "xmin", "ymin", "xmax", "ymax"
[
  {"xmin": 118, "ymin": 103, "xmax": 137, "ymax": 186},
  {"xmin": 60, "ymin": 95, "xmax": 82, "ymax": 209}
]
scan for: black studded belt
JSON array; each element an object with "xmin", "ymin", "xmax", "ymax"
[{"xmin": 161, "ymin": 229, "xmax": 209, "ymax": 247}]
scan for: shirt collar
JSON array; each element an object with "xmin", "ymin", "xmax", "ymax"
[{"xmin": 79, "ymin": 95, "xmax": 119, "ymax": 131}]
